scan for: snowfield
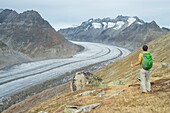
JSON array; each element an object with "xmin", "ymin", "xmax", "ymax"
[
  {"xmin": 0, "ymin": 41, "xmax": 130, "ymax": 99},
  {"xmin": 114, "ymin": 21, "xmax": 125, "ymax": 30},
  {"xmin": 127, "ymin": 17, "xmax": 136, "ymax": 26}
]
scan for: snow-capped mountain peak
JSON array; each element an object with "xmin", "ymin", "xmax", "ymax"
[
  {"xmin": 80, "ymin": 16, "xmax": 145, "ymax": 31},
  {"xmin": 58, "ymin": 15, "xmax": 168, "ymax": 50}
]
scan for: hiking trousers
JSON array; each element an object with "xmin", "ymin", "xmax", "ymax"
[{"xmin": 139, "ymin": 69, "xmax": 151, "ymax": 92}]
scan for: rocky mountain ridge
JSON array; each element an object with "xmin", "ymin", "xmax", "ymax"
[
  {"xmin": 58, "ymin": 15, "xmax": 169, "ymax": 50},
  {"xmin": 0, "ymin": 9, "xmax": 80, "ymax": 69}
]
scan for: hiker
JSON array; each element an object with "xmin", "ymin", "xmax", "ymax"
[{"xmin": 131, "ymin": 45, "xmax": 153, "ymax": 93}]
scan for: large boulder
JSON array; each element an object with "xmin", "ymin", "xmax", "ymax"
[{"xmin": 72, "ymin": 72, "xmax": 103, "ymax": 91}]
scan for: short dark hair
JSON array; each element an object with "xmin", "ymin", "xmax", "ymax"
[{"xmin": 143, "ymin": 45, "xmax": 148, "ymax": 51}]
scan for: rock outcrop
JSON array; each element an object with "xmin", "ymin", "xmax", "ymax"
[
  {"xmin": 64, "ymin": 103, "xmax": 101, "ymax": 113},
  {"xmin": 72, "ymin": 72, "xmax": 103, "ymax": 91}
]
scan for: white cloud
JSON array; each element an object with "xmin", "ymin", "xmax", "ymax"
[{"xmin": 0, "ymin": 0, "xmax": 170, "ymax": 29}]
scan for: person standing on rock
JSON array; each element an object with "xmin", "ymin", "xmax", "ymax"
[{"xmin": 131, "ymin": 45, "xmax": 153, "ymax": 93}]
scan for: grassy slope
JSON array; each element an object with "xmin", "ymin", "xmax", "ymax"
[
  {"xmin": 3, "ymin": 33, "xmax": 170, "ymax": 113},
  {"xmin": 94, "ymin": 32, "xmax": 170, "ymax": 85}
]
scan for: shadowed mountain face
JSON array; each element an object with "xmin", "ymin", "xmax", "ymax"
[
  {"xmin": 0, "ymin": 9, "xmax": 80, "ymax": 68},
  {"xmin": 58, "ymin": 16, "xmax": 169, "ymax": 50}
]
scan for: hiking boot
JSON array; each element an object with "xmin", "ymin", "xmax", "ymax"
[
  {"xmin": 147, "ymin": 90, "xmax": 152, "ymax": 93},
  {"xmin": 142, "ymin": 91, "xmax": 147, "ymax": 94}
]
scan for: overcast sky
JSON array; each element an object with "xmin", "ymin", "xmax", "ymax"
[{"xmin": 0, "ymin": 0, "xmax": 170, "ymax": 30}]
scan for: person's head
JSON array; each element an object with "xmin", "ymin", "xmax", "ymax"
[{"xmin": 142, "ymin": 45, "xmax": 148, "ymax": 51}]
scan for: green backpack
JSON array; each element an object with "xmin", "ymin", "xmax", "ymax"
[{"xmin": 142, "ymin": 52, "xmax": 153, "ymax": 70}]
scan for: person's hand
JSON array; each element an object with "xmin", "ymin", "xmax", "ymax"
[{"xmin": 131, "ymin": 63, "xmax": 134, "ymax": 68}]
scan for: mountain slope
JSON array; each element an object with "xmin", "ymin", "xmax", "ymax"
[
  {"xmin": 0, "ymin": 9, "xmax": 80, "ymax": 68},
  {"xmin": 26, "ymin": 33, "xmax": 170, "ymax": 113},
  {"xmin": 0, "ymin": 40, "xmax": 31, "ymax": 68},
  {"xmin": 58, "ymin": 16, "xmax": 168, "ymax": 50},
  {"xmin": 94, "ymin": 32, "xmax": 170, "ymax": 83},
  {"xmin": 4, "ymin": 33, "xmax": 170, "ymax": 113},
  {"xmin": 0, "ymin": 9, "xmax": 3, "ymax": 13}
]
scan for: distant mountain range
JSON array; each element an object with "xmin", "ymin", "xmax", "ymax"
[
  {"xmin": 0, "ymin": 9, "xmax": 80, "ymax": 68},
  {"xmin": 58, "ymin": 15, "xmax": 170, "ymax": 50}
]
